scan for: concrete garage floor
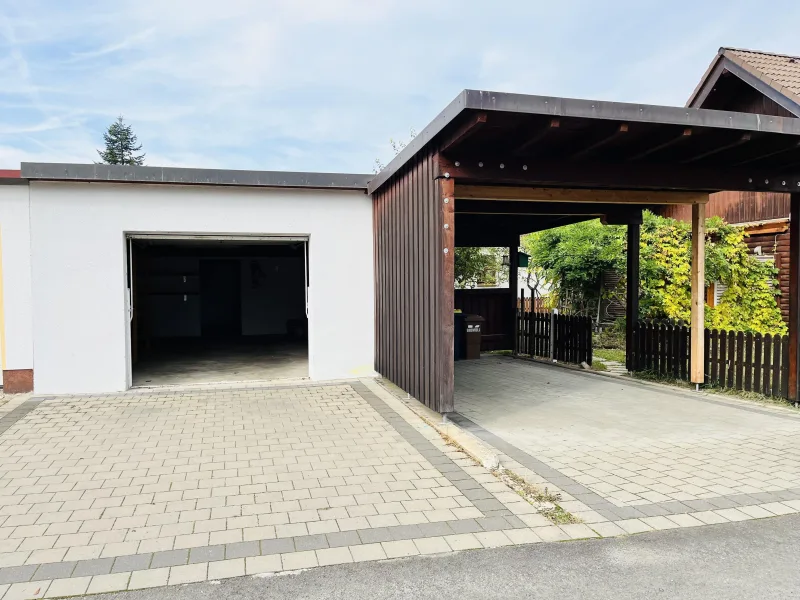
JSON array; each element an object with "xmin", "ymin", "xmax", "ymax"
[
  {"xmin": 455, "ymin": 356, "xmax": 800, "ymax": 521},
  {"xmin": 132, "ymin": 339, "xmax": 308, "ymax": 387}
]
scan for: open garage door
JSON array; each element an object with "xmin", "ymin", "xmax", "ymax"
[{"xmin": 126, "ymin": 234, "xmax": 309, "ymax": 388}]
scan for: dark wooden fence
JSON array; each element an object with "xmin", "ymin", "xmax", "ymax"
[
  {"xmin": 454, "ymin": 288, "xmax": 513, "ymax": 351},
  {"xmin": 630, "ymin": 320, "xmax": 790, "ymax": 399},
  {"xmin": 516, "ymin": 310, "xmax": 593, "ymax": 365}
]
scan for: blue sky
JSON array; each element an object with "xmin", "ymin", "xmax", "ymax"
[{"xmin": 2, "ymin": 0, "xmax": 800, "ymax": 173}]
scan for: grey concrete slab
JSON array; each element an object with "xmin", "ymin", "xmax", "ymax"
[
  {"xmin": 225, "ymin": 541, "xmax": 260, "ymax": 560},
  {"xmin": 0, "ymin": 565, "xmax": 37, "ymax": 585},
  {"xmin": 260, "ymin": 539, "xmax": 295, "ymax": 555},
  {"xmin": 325, "ymin": 531, "xmax": 361, "ymax": 548},
  {"xmin": 72, "ymin": 557, "xmax": 114, "ymax": 577},
  {"xmin": 447, "ymin": 519, "xmax": 482, "ymax": 534},
  {"xmin": 476, "ymin": 517, "xmax": 512, "ymax": 532},
  {"xmin": 471, "ymin": 499, "xmax": 506, "ymax": 512},
  {"xmin": 416, "ymin": 522, "xmax": 455, "ymax": 537},
  {"xmin": 150, "ymin": 550, "xmax": 189, "ymax": 569},
  {"xmin": 32, "ymin": 561, "xmax": 76, "ymax": 581},
  {"xmin": 387, "ymin": 525, "xmax": 423, "ymax": 541},
  {"xmin": 293, "ymin": 535, "xmax": 329, "ymax": 552},
  {"xmin": 113, "ymin": 554, "xmax": 153, "ymax": 573},
  {"xmin": 356, "ymin": 528, "xmax": 392, "ymax": 544}
]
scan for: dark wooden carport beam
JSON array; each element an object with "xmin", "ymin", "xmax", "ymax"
[
  {"xmin": 439, "ymin": 156, "xmax": 800, "ymax": 193},
  {"xmin": 454, "ymin": 184, "xmax": 708, "ymax": 205},
  {"xmin": 735, "ymin": 141, "xmax": 800, "ymax": 167},
  {"xmin": 441, "ymin": 177, "xmax": 456, "ymax": 413},
  {"xmin": 691, "ymin": 203, "xmax": 706, "ymax": 386},
  {"xmin": 628, "ymin": 128, "xmax": 692, "ymax": 161},
  {"xmin": 510, "ymin": 242, "xmax": 520, "ymax": 354},
  {"xmin": 626, "ymin": 222, "xmax": 640, "ymax": 371},
  {"xmin": 680, "ymin": 133, "xmax": 752, "ymax": 164},
  {"xmin": 513, "ymin": 119, "xmax": 561, "ymax": 155},
  {"xmin": 568, "ymin": 123, "xmax": 629, "ymax": 161},
  {"xmin": 439, "ymin": 113, "xmax": 488, "ymax": 154},
  {"xmin": 789, "ymin": 193, "xmax": 800, "ymax": 401}
]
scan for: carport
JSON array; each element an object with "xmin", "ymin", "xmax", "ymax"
[{"xmin": 369, "ymin": 89, "xmax": 800, "ymax": 413}]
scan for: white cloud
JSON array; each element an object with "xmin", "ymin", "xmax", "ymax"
[{"xmin": 1, "ymin": 0, "xmax": 800, "ymax": 172}]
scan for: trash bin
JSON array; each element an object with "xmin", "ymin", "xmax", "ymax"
[
  {"xmin": 454, "ymin": 311, "xmax": 466, "ymax": 361},
  {"xmin": 464, "ymin": 314, "xmax": 485, "ymax": 360}
]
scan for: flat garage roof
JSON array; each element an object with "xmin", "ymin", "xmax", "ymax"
[{"xmin": 20, "ymin": 163, "xmax": 372, "ymax": 191}]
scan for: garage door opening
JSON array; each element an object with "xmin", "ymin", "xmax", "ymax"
[{"xmin": 128, "ymin": 235, "xmax": 309, "ymax": 387}]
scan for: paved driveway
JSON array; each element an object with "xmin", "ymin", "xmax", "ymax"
[
  {"xmin": 456, "ymin": 356, "xmax": 800, "ymax": 522},
  {"xmin": 0, "ymin": 380, "xmax": 548, "ymax": 598}
]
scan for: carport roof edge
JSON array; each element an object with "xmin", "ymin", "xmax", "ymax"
[
  {"xmin": 20, "ymin": 162, "xmax": 373, "ymax": 191},
  {"xmin": 367, "ymin": 89, "xmax": 800, "ymax": 194}
]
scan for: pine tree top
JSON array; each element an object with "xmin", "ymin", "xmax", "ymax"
[{"xmin": 97, "ymin": 116, "xmax": 146, "ymax": 166}]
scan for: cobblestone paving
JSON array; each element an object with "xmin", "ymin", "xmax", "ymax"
[
  {"xmin": 0, "ymin": 380, "xmax": 541, "ymax": 598},
  {"xmin": 456, "ymin": 356, "xmax": 800, "ymax": 519},
  {"xmin": 3, "ymin": 364, "xmax": 800, "ymax": 598}
]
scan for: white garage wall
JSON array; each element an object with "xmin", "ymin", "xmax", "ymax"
[
  {"xmin": 28, "ymin": 182, "xmax": 375, "ymax": 394},
  {"xmin": 0, "ymin": 184, "xmax": 34, "ymax": 376}
]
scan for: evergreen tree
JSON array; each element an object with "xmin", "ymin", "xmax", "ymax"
[{"xmin": 97, "ymin": 116, "xmax": 146, "ymax": 165}]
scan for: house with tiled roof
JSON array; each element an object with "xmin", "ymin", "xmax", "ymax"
[{"xmin": 665, "ymin": 47, "xmax": 800, "ymax": 322}]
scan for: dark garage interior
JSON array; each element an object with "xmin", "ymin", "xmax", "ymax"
[{"xmin": 129, "ymin": 237, "xmax": 308, "ymax": 387}]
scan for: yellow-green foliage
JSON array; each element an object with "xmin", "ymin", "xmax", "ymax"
[
  {"xmin": 524, "ymin": 211, "xmax": 786, "ymax": 335},
  {"xmin": 640, "ymin": 212, "xmax": 785, "ymax": 335}
]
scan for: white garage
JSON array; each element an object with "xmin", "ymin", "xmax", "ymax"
[{"xmin": 0, "ymin": 164, "xmax": 375, "ymax": 395}]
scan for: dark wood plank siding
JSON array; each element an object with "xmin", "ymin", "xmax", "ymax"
[
  {"xmin": 698, "ymin": 72, "xmax": 798, "ymax": 118},
  {"xmin": 373, "ymin": 149, "xmax": 449, "ymax": 411},
  {"xmin": 662, "ymin": 191, "xmax": 790, "ymax": 222},
  {"xmin": 744, "ymin": 230, "xmax": 791, "ymax": 323}
]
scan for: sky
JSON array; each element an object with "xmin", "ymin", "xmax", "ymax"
[{"xmin": 2, "ymin": 0, "xmax": 800, "ymax": 174}]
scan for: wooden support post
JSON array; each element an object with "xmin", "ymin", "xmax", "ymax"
[
  {"xmin": 626, "ymin": 222, "xmax": 640, "ymax": 371},
  {"xmin": 788, "ymin": 193, "xmax": 800, "ymax": 401},
  {"xmin": 510, "ymin": 242, "xmax": 520, "ymax": 354},
  {"xmin": 691, "ymin": 202, "xmax": 706, "ymax": 385},
  {"xmin": 440, "ymin": 177, "xmax": 456, "ymax": 413}
]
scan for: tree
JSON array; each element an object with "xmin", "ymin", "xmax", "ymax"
[
  {"xmin": 522, "ymin": 211, "xmax": 786, "ymax": 334},
  {"xmin": 373, "ymin": 128, "xmax": 416, "ymax": 174},
  {"xmin": 454, "ymin": 247, "xmax": 507, "ymax": 289},
  {"xmin": 97, "ymin": 116, "xmax": 146, "ymax": 166},
  {"xmin": 522, "ymin": 219, "xmax": 625, "ymax": 315}
]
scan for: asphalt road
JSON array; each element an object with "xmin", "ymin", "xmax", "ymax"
[{"xmin": 99, "ymin": 515, "xmax": 800, "ymax": 600}]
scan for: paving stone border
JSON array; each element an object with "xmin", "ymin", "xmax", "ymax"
[
  {"xmin": 0, "ymin": 397, "xmax": 47, "ymax": 436},
  {"xmin": 349, "ymin": 382, "xmax": 523, "ymax": 521},
  {"xmin": 0, "ymin": 516, "xmax": 527, "ymax": 586},
  {"xmin": 449, "ymin": 412, "xmax": 800, "ymax": 521}
]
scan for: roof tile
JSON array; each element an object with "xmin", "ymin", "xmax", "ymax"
[{"xmin": 724, "ymin": 48, "xmax": 800, "ymax": 103}]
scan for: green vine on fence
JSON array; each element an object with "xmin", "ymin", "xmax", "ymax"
[
  {"xmin": 523, "ymin": 211, "xmax": 786, "ymax": 335},
  {"xmin": 640, "ymin": 213, "xmax": 785, "ymax": 335}
]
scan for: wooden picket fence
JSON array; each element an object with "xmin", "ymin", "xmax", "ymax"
[
  {"xmin": 516, "ymin": 296, "xmax": 546, "ymax": 313},
  {"xmin": 630, "ymin": 320, "xmax": 790, "ymax": 399},
  {"xmin": 516, "ymin": 310, "xmax": 592, "ymax": 365}
]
